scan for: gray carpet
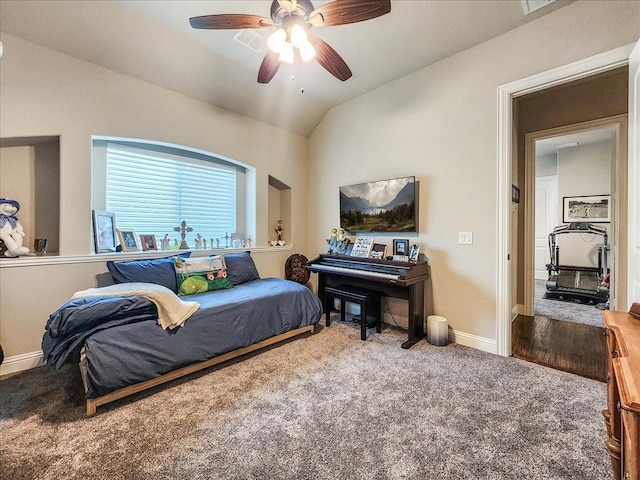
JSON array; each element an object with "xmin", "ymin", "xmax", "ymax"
[
  {"xmin": 0, "ymin": 320, "xmax": 609, "ymax": 480},
  {"xmin": 534, "ymin": 279, "xmax": 604, "ymax": 327}
]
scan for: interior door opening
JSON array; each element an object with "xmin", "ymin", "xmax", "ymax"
[
  {"xmin": 498, "ymin": 43, "xmax": 634, "ymax": 358},
  {"xmin": 528, "ymin": 123, "xmax": 619, "ymax": 327},
  {"xmin": 524, "ymin": 118, "xmax": 626, "ymax": 325}
]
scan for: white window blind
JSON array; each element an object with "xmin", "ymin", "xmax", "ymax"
[{"xmin": 105, "ymin": 142, "xmax": 237, "ymax": 243}]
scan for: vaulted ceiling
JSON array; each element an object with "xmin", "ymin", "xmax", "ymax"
[{"xmin": 0, "ymin": 0, "xmax": 572, "ymax": 137}]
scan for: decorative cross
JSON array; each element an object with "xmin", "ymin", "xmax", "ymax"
[
  {"xmin": 224, "ymin": 232, "xmax": 230, "ymax": 248},
  {"xmin": 173, "ymin": 220, "xmax": 193, "ymax": 250}
]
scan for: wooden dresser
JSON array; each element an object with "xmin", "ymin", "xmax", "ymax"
[{"xmin": 603, "ymin": 303, "xmax": 640, "ymax": 480}]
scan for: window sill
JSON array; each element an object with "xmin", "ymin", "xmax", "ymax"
[{"xmin": 0, "ymin": 245, "xmax": 293, "ymax": 268}]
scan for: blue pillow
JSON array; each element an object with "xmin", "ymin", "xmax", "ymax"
[
  {"xmin": 107, "ymin": 253, "xmax": 191, "ymax": 293},
  {"xmin": 224, "ymin": 252, "xmax": 260, "ymax": 285}
]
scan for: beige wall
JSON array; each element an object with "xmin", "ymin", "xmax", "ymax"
[
  {"xmin": 308, "ymin": 1, "xmax": 639, "ymax": 344},
  {"xmin": 0, "ymin": 33, "xmax": 311, "ymax": 363}
]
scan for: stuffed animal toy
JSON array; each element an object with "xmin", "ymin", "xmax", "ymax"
[{"xmin": 0, "ymin": 197, "xmax": 30, "ymax": 257}]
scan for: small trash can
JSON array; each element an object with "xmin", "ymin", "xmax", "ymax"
[{"xmin": 427, "ymin": 315, "xmax": 449, "ymax": 346}]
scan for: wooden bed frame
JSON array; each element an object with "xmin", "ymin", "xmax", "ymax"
[{"xmin": 80, "ymin": 324, "xmax": 316, "ymax": 416}]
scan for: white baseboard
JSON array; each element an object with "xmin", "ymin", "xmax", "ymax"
[
  {"xmin": 0, "ymin": 350, "xmax": 43, "ymax": 376},
  {"xmin": 448, "ymin": 329, "xmax": 497, "ymax": 355}
]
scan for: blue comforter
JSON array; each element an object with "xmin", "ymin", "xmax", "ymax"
[
  {"xmin": 43, "ymin": 278, "xmax": 322, "ymax": 398},
  {"xmin": 42, "ymin": 296, "xmax": 158, "ymax": 369}
]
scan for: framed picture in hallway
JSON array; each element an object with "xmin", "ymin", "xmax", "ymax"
[
  {"xmin": 511, "ymin": 185, "xmax": 520, "ymax": 204},
  {"xmin": 563, "ymin": 194, "xmax": 611, "ymax": 223}
]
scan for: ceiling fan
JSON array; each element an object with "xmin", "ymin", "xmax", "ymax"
[{"xmin": 189, "ymin": 0, "xmax": 391, "ymax": 84}]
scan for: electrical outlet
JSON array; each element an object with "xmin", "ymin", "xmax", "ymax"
[{"xmin": 458, "ymin": 232, "xmax": 473, "ymax": 245}]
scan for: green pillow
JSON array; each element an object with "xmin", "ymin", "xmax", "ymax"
[{"xmin": 174, "ymin": 255, "xmax": 233, "ymax": 296}]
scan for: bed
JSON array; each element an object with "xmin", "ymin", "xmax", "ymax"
[{"xmin": 42, "ymin": 252, "xmax": 323, "ymax": 415}]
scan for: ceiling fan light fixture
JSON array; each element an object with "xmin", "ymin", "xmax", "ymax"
[
  {"xmin": 299, "ymin": 40, "xmax": 316, "ymax": 62},
  {"xmin": 190, "ymin": 0, "xmax": 393, "ymax": 84},
  {"xmin": 290, "ymin": 24, "xmax": 308, "ymax": 48},
  {"xmin": 279, "ymin": 42, "xmax": 295, "ymax": 64},
  {"xmin": 267, "ymin": 28, "xmax": 287, "ymax": 53}
]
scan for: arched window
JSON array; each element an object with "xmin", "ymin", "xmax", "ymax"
[{"xmin": 92, "ymin": 137, "xmax": 251, "ymax": 251}]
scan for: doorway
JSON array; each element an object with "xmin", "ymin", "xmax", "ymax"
[
  {"xmin": 512, "ymin": 121, "xmax": 622, "ymax": 380},
  {"xmin": 495, "ymin": 43, "xmax": 635, "ymax": 358},
  {"xmin": 525, "ymin": 120, "xmax": 624, "ymax": 323}
]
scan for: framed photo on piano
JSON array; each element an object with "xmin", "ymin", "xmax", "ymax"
[
  {"xmin": 409, "ymin": 244, "xmax": 420, "ymax": 262},
  {"xmin": 370, "ymin": 243, "xmax": 387, "ymax": 259},
  {"xmin": 393, "ymin": 239, "xmax": 409, "ymax": 256},
  {"xmin": 350, "ymin": 237, "xmax": 374, "ymax": 258}
]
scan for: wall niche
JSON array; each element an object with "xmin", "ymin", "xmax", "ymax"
[
  {"xmin": 268, "ymin": 175, "xmax": 291, "ymax": 247},
  {"xmin": 0, "ymin": 136, "xmax": 60, "ymax": 256}
]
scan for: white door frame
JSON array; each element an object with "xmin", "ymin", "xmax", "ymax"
[{"xmin": 496, "ymin": 43, "xmax": 635, "ymax": 357}]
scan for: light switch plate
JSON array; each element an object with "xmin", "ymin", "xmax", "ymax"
[{"xmin": 458, "ymin": 232, "xmax": 473, "ymax": 245}]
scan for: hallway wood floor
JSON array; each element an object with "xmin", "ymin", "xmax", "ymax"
[{"xmin": 511, "ymin": 314, "xmax": 607, "ymax": 382}]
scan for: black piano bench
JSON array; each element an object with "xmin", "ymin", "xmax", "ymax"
[{"xmin": 324, "ymin": 285, "xmax": 382, "ymax": 341}]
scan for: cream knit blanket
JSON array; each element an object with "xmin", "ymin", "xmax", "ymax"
[{"xmin": 72, "ymin": 282, "xmax": 199, "ymax": 330}]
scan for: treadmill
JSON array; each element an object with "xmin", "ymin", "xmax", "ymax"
[{"xmin": 544, "ymin": 222, "xmax": 609, "ymax": 305}]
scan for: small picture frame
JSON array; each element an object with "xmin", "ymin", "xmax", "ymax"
[
  {"xmin": 409, "ymin": 244, "xmax": 420, "ymax": 262},
  {"xmin": 393, "ymin": 239, "xmax": 409, "ymax": 256},
  {"xmin": 140, "ymin": 234, "xmax": 157, "ymax": 251},
  {"xmin": 345, "ymin": 242, "xmax": 354, "ymax": 256},
  {"xmin": 117, "ymin": 228, "xmax": 140, "ymax": 252},
  {"xmin": 563, "ymin": 194, "xmax": 611, "ymax": 223},
  {"xmin": 370, "ymin": 243, "xmax": 387, "ymax": 259},
  {"xmin": 511, "ymin": 185, "xmax": 521, "ymax": 204},
  {"xmin": 92, "ymin": 210, "xmax": 117, "ymax": 253},
  {"xmin": 350, "ymin": 237, "xmax": 374, "ymax": 258}
]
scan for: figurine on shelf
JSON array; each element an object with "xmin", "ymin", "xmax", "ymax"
[
  {"xmin": 275, "ymin": 220, "xmax": 284, "ymax": 245},
  {"xmin": 335, "ymin": 229, "xmax": 350, "ymax": 255},
  {"xmin": 326, "ymin": 228, "xmax": 338, "ymax": 254},
  {"xmin": 195, "ymin": 233, "xmax": 202, "ymax": 249},
  {"xmin": 202, "ymin": 238, "xmax": 207, "ymax": 250},
  {"xmin": 161, "ymin": 234, "xmax": 169, "ymax": 251}
]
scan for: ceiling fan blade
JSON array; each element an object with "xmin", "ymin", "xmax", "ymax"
[
  {"xmin": 189, "ymin": 14, "xmax": 274, "ymax": 30},
  {"xmin": 309, "ymin": 35, "xmax": 352, "ymax": 81},
  {"xmin": 258, "ymin": 50, "xmax": 281, "ymax": 84},
  {"xmin": 309, "ymin": 0, "xmax": 391, "ymax": 27}
]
